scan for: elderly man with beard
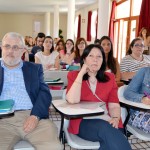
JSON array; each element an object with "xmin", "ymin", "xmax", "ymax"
[{"xmin": 0, "ymin": 32, "xmax": 62, "ymax": 150}]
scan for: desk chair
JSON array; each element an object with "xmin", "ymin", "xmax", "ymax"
[
  {"xmin": 13, "ymin": 140, "xmax": 34, "ymax": 150},
  {"xmin": 63, "ymin": 118, "xmax": 100, "ymax": 150},
  {"xmin": 118, "ymin": 85, "xmax": 150, "ymax": 141},
  {"xmin": 61, "ymin": 90, "xmax": 100, "ymax": 150},
  {"xmin": 44, "ymin": 70, "xmax": 69, "ymax": 87}
]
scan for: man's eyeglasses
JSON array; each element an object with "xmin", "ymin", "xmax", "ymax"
[
  {"xmin": 134, "ymin": 44, "xmax": 144, "ymax": 48},
  {"xmin": 2, "ymin": 44, "xmax": 24, "ymax": 51}
]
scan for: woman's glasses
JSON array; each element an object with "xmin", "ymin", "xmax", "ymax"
[{"xmin": 134, "ymin": 44, "xmax": 144, "ymax": 48}]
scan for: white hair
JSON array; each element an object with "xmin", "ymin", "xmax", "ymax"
[{"xmin": 2, "ymin": 32, "xmax": 25, "ymax": 47}]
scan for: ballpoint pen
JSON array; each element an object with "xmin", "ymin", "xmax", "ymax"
[{"xmin": 144, "ymin": 92, "xmax": 150, "ymax": 99}]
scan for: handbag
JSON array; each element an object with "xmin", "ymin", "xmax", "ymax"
[{"xmin": 128, "ymin": 111, "xmax": 150, "ymax": 133}]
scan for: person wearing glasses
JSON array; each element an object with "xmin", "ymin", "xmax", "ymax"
[
  {"xmin": 120, "ymin": 38, "xmax": 150, "ymax": 81},
  {"xmin": 0, "ymin": 32, "xmax": 62, "ymax": 150},
  {"xmin": 60, "ymin": 39, "xmax": 75, "ymax": 66},
  {"xmin": 66, "ymin": 44, "xmax": 132, "ymax": 150}
]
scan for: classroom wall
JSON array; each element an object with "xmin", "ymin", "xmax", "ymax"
[
  {"xmin": 75, "ymin": 2, "xmax": 98, "ymax": 43},
  {"xmin": 0, "ymin": 0, "xmax": 111, "ymax": 42},
  {"xmin": 0, "ymin": 13, "xmax": 67, "ymax": 40}
]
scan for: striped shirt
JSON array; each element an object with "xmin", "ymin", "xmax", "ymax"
[
  {"xmin": 120, "ymin": 55, "xmax": 150, "ymax": 72},
  {"xmin": 0, "ymin": 60, "xmax": 33, "ymax": 110}
]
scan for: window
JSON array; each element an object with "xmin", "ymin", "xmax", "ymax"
[
  {"xmin": 132, "ymin": 0, "xmax": 142, "ymax": 16},
  {"xmin": 114, "ymin": 0, "xmax": 142, "ymax": 62},
  {"xmin": 115, "ymin": 1, "xmax": 130, "ymax": 19}
]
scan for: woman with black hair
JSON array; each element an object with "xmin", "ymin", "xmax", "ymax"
[
  {"xmin": 66, "ymin": 44, "xmax": 131, "ymax": 150},
  {"xmin": 99, "ymin": 36, "xmax": 121, "ymax": 83},
  {"xmin": 35, "ymin": 36, "xmax": 60, "ymax": 70}
]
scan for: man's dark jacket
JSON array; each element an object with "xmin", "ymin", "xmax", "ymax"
[{"xmin": 0, "ymin": 61, "xmax": 52, "ymax": 119}]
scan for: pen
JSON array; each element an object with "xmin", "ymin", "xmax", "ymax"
[{"xmin": 144, "ymin": 92, "xmax": 150, "ymax": 99}]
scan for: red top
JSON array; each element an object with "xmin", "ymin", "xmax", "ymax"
[{"xmin": 67, "ymin": 71, "xmax": 123, "ymax": 134}]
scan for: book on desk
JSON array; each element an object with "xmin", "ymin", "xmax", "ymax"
[
  {"xmin": 45, "ymin": 78, "xmax": 65, "ymax": 90},
  {"xmin": 0, "ymin": 99, "xmax": 14, "ymax": 114}
]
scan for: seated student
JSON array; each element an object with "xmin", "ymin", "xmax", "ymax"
[
  {"xmin": 55, "ymin": 39, "xmax": 65, "ymax": 60},
  {"xmin": 30, "ymin": 32, "xmax": 45, "ymax": 62},
  {"xmin": 60, "ymin": 39, "xmax": 75, "ymax": 66},
  {"xmin": 138, "ymin": 27, "xmax": 150, "ymax": 47},
  {"xmin": 0, "ymin": 32, "xmax": 62, "ymax": 150},
  {"xmin": 31, "ymin": 32, "xmax": 45, "ymax": 55},
  {"xmin": 73, "ymin": 37, "xmax": 87, "ymax": 66},
  {"xmin": 35, "ymin": 36, "xmax": 60, "ymax": 71},
  {"xmin": 124, "ymin": 67, "xmax": 150, "ymax": 133},
  {"xmin": 99, "ymin": 36, "xmax": 121, "ymax": 84},
  {"xmin": 66, "ymin": 44, "xmax": 131, "ymax": 150},
  {"xmin": 120, "ymin": 37, "xmax": 150, "ymax": 81}
]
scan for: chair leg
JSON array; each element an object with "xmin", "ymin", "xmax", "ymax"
[{"xmin": 62, "ymin": 131, "xmax": 66, "ymax": 150}]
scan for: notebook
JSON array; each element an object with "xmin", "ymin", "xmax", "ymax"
[
  {"xmin": 45, "ymin": 78, "xmax": 61, "ymax": 82},
  {"xmin": 0, "ymin": 99, "xmax": 14, "ymax": 112}
]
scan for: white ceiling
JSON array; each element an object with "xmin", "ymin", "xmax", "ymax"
[{"xmin": 0, "ymin": 0, "xmax": 97, "ymax": 14}]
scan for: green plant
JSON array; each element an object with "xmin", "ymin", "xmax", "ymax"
[{"xmin": 59, "ymin": 29, "xmax": 64, "ymax": 39}]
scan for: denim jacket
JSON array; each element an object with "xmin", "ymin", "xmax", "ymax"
[{"xmin": 124, "ymin": 67, "xmax": 150, "ymax": 103}]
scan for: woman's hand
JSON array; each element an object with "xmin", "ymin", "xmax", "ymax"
[
  {"xmin": 45, "ymin": 64, "xmax": 54, "ymax": 70},
  {"xmin": 142, "ymin": 97, "xmax": 150, "ymax": 105},
  {"xmin": 108, "ymin": 103, "xmax": 121, "ymax": 129},
  {"xmin": 79, "ymin": 63, "xmax": 89, "ymax": 76},
  {"xmin": 108, "ymin": 118, "xmax": 119, "ymax": 128}
]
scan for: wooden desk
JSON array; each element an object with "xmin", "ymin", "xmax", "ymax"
[
  {"xmin": 44, "ymin": 70, "xmax": 69, "ymax": 86},
  {"xmin": 52, "ymin": 100, "xmax": 104, "ymax": 141}
]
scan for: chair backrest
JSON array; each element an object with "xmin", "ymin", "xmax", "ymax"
[
  {"xmin": 62, "ymin": 90, "xmax": 100, "ymax": 149},
  {"xmin": 63, "ymin": 118, "xmax": 100, "ymax": 149},
  {"xmin": 44, "ymin": 70, "xmax": 69, "ymax": 86},
  {"xmin": 13, "ymin": 141, "xmax": 35, "ymax": 150},
  {"xmin": 118, "ymin": 85, "xmax": 128, "ymax": 123},
  {"xmin": 62, "ymin": 89, "xmax": 66, "ymax": 100},
  {"xmin": 118, "ymin": 85, "xmax": 150, "ymax": 141}
]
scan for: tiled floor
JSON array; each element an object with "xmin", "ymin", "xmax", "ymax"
[{"xmin": 49, "ymin": 108, "xmax": 150, "ymax": 150}]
